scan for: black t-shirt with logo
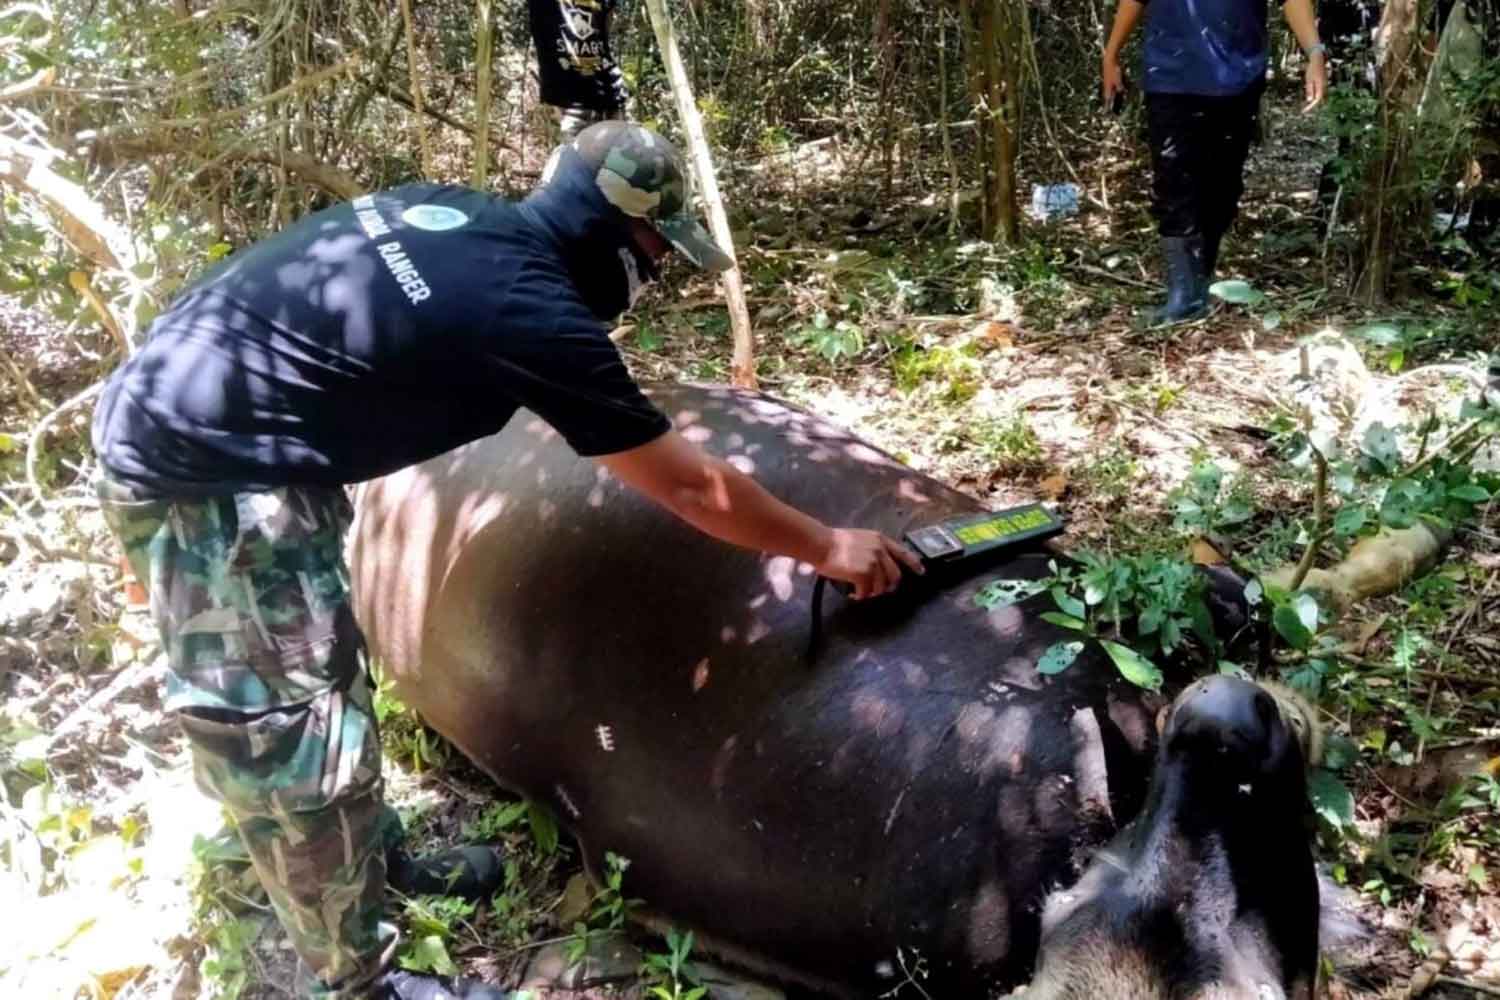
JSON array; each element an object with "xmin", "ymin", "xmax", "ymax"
[
  {"xmin": 92, "ymin": 183, "xmax": 670, "ymax": 497},
  {"xmin": 529, "ymin": 0, "xmax": 628, "ymax": 111}
]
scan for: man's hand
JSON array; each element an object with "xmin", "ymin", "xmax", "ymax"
[
  {"xmin": 819, "ymin": 528, "xmax": 924, "ymax": 600},
  {"xmin": 1100, "ymin": 0, "xmax": 1144, "ymax": 106},
  {"xmin": 1303, "ymin": 51, "xmax": 1328, "ymax": 111},
  {"xmin": 1102, "ymin": 54, "xmax": 1126, "ymax": 105}
]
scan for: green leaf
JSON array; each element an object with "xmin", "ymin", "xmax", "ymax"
[
  {"xmin": 403, "ymin": 935, "xmax": 456, "ymax": 975},
  {"xmin": 1292, "ymin": 592, "xmax": 1320, "ymax": 633},
  {"xmin": 1333, "ymin": 504, "xmax": 1368, "ymax": 537},
  {"xmin": 1380, "ymin": 479, "xmax": 1422, "ymax": 528},
  {"xmin": 1307, "ymin": 768, "xmax": 1355, "ymax": 831},
  {"xmin": 1260, "ymin": 311, "xmax": 1282, "ymax": 331},
  {"xmin": 1449, "ymin": 484, "xmax": 1491, "ymax": 503},
  {"xmin": 637, "ymin": 324, "xmax": 664, "ymax": 352},
  {"xmin": 1273, "ymin": 602, "xmax": 1313, "ymax": 650},
  {"xmin": 973, "ymin": 578, "xmax": 1046, "ymax": 610},
  {"xmin": 1187, "ymin": 598, "xmax": 1218, "ymax": 651},
  {"xmin": 1040, "ymin": 612, "xmax": 1087, "ymax": 631},
  {"xmin": 1100, "ymin": 640, "xmax": 1163, "ymax": 690},
  {"xmin": 1208, "ymin": 279, "xmax": 1263, "ymax": 305},
  {"xmin": 1050, "ymin": 586, "xmax": 1086, "ymax": 620},
  {"xmin": 1160, "ymin": 615, "xmax": 1182, "ymax": 652},
  {"xmin": 0, "ymin": 432, "xmax": 16, "ymax": 454},
  {"xmin": 1038, "ymin": 640, "xmax": 1084, "ymax": 675},
  {"xmin": 1218, "ymin": 661, "xmax": 1252, "ymax": 680},
  {"xmin": 527, "ymin": 801, "xmax": 559, "ymax": 855},
  {"xmin": 1321, "ymin": 733, "xmax": 1358, "ymax": 770},
  {"xmin": 1137, "ymin": 604, "xmax": 1164, "ymax": 635},
  {"xmin": 1360, "ymin": 422, "xmax": 1402, "ymax": 473}
]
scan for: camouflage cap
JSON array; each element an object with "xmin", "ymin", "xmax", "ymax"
[{"xmin": 571, "ymin": 121, "xmax": 735, "ymax": 274}]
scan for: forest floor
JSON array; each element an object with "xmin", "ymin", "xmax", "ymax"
[{"xmin": 2, "ymin": 78, "xmax": 1497, "ymax": 1000}]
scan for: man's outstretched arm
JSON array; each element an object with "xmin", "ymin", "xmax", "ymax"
[
  {"xmin": 1102, "ymin": 0, "xmax": 1146, "ymax": 102},
  {"xmin": 1282, "ymin": 0, "xmax": 1328, "ymax": 111},
  {"xmin": 598, "ymin": 429, "xmax": 923, "ymax": 599}
]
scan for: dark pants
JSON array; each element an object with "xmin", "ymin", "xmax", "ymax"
[{"xmin": 1145, "ymin": 85, "xmax": 1263, "ymax": 240}]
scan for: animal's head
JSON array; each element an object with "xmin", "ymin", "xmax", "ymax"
[{"xmin": 1023, "ymin": 676, "xmax": 1325, "ymax": 1000}]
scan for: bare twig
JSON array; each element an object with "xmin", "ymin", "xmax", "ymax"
[
  {"xmin": 25, "ymin": 380, "xmax": 105, "ymax": 503},
  {"xmin": 397, "ymin": 0, "xmax": 433, "ymax": 177},
  {"xmin": 83, "ymin": 54, "xmax": 362, "ymax": 143},
  {"xmin": 1288, "ymin": 452, "xmax": 1328, "ymax": 591},
  {"xmin": 1289, "ymin": 345, "xmax": 1328, "ymax": 591},
  {"xmin": 0, "ymin": 344, "xmax": 44, "ymax": 410}
]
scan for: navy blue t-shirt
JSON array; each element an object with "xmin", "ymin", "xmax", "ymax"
[
  {"xmin": 92, "ymin": 183, "xmax": 670, "ymax": 497},
  {"xmin": 1141, "ymin": 0, "xmax": 1269, "ymax": 96}
]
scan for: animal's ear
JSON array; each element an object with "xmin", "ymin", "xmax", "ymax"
[{"xmin": 1261, "ymin": 681, "xmax": 1324, "ymax": 766}]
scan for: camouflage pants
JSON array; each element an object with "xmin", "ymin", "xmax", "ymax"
[{"xmin": 97, "ymin": 478, "xmax": 398, "ymax": 999}]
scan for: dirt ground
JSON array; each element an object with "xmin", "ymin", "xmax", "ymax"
[{"xmin": 2, "ymin": 77, "xmax": 1497, "ymax": 1000}]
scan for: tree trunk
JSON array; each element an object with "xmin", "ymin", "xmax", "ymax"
[
  {"xmin": 641, "ymin": 0, "xmax": 757, "ymax": 389},
  {"xmin": 473, "ymin": 0, "xmax": 494, "ymax": 188},
  {"xmin": 961, "ymin": 0, "xmax": 1023, "ymax": 244},
  {"xmin": 1356, "ymin": 0, "xmax": 1424, "ymax": 304}
]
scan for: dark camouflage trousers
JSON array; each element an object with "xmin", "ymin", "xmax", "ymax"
[
  {"xmin": 97, "ymin": 478, "xmax": 397, "ymax": 998},
  {"xmin": 557, "ymin": 106, "xmax": 617, "ymax": 143}
]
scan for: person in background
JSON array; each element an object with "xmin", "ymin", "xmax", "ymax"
[
  {"xmin": 529, "ymin": 0, "xmax": 630, "ymax": 142},
  {"xmin": 1102, "ymin": 0, "xmax": 1328, "ymax": 324}
]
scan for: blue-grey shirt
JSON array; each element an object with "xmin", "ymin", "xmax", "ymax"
[{"xmin": 1141, "ymin": 0, "xmax": 1270, "ymax": 96}]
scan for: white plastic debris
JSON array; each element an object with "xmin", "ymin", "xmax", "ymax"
[{"xmin": 1029, "ymin": 183, "xmax": 1080, "ymax": 222}]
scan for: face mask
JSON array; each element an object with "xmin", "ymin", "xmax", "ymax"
[{"xmin": 574, "ymin": 235, "xmax": 658, "ymax": 322}]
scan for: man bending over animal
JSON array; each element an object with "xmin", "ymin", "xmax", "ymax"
[{"xmin": 91, "ymin": 122, "xmax": 920, "ymax": 1000}]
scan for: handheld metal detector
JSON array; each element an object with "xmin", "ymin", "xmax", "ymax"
[
  {"xmin": 808, "ymin": 503, "xmax": 1066, "ymax": 660},
  {"xmin": 903, "ymin": 504, "xmax": 1064, "ymax": 568}
]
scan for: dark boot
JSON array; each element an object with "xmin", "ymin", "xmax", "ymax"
[
  {"xmin": 370, "ymin": 969, "xmax": 512, "ymax": 1000},
  {"xmin": 386, "ymin": 844, "xmax": 504, "ymax": 900},
  {"xmin": 1152, "ymin": 234, "xmax": 1208, "ymax": 325}
]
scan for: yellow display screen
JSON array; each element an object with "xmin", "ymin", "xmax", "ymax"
[{"xmin": 953, "ymin": 507, "xmax": 1054, "ymax": 545}]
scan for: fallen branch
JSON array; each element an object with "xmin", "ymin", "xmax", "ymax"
[
  {"xmin": 0, "ymin": 136, "xmax": 136, "ymax": 270},
  {"xmin": 68, "ymin": 269, "xmax": 130, "ymax": 354}
]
